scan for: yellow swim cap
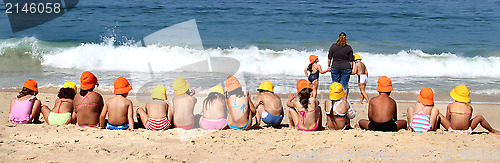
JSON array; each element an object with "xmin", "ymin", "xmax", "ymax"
[
  {"xmin": 150, "ymin": 84, "xmax": 167, "ymax": 100},
  {"xmin": 173, "ymin": 78, "xmax": 190, "ymax": 96},
  {"xmin": 257, "ymin": 80, "xmax": 274, "ymax": 93},
  {"xmin": 450, "ymin": 85, "xmax": 470, "ymax": 103},
  {"xmin": 329, "ymin": 82, "xmax": 345, "ymax": 100},
  {"xmin": 210, "ymin": 85, "xmax": 224, "ymax": 95},
  {"xmin": 354, "ymin": 54, "xmax": 361, "ymax": 60},
  {"xmin": 62, "ymin": 81, "xmax": 77, "ymax": 93}
]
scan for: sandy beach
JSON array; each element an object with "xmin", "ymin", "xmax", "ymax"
[{"xmin": 0, "ymin": 88, "xmax": 499, "ymax": 162}]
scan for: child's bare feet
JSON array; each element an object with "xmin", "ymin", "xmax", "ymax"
[{"xmin": 492, "ymin": 130, "xmax": 500, "ymax": 135}]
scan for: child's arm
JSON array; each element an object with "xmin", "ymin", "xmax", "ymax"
[
  {"xmin": 318, "ymin": 64, "xmax": 329, "ymax": 74},
  {"xmin": 429, "ymin": 108, "xmax": 439, "ymax": 131},
  {"xmin": 127, "ymin": 101, "xmax": 134, "ymax": 130},
  {"xmin": 167, "ymin": 104, "xmax": 173, "ymax": 122},
  {"xmin": 445, "ymin": 104, "xmax": 451, "ymax": 120},
  {"xmin": 365, "ymin": 66, "xmax": 368, "ymax": 77},
  {"xmin": 247, "ymin": 92, "xmax": 256, "ymax": 116},
  {"xmin": 286, "ymin": 94, "xmax": 296, "ymax": 108},
  {"xmin": 304, "ymin": 67, "xmax": 309, "ymax": 77},
  {"xmin": 10, "ymin": 98, "xmax": 15, "ymax": 113},
  {"xmin": 351, "ymin": 63, "xmax": 358, "ymax": 75},
  {"xmin": 99, "ymin": 103, "xmax": 108, "ymax": 129}
]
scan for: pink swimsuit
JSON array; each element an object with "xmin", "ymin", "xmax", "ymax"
[
  {"xmin": 200, "ymin": 117, "xmax": 227, "ymax": 130},
  {"xmin": 9, "ymin": 96, "xmax": 36, "ymax": 124}
]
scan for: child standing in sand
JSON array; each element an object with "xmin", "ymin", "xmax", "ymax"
[
  {"xmin": 304, "ymin": 55, "xmax": 329, "ymax": 91},
  {"xmin": 357, "ymin": 76, "xmax": 407, "ymax": 132},
  {"xmin": 171, "ymin": 78, "xmax": 197, "ymax": 130},
  {"xmin": 99, "ymin": 77, "xmax": 134, "ymax": 130},
  {"xmin": 41, "ymin": 82, "xmax": 78, "ymax": 125},
  {"xmin": 9, "ymin": 79, "xmax": 42, "ymax": 124},
  {"xmin": 137, "ymin": 84, "xmax": 172, "ymax": 131},
  {"xmin": 199, "ymin": 85, "xmax": 228, "ymax": 130},
  {"xmin": 351, "ymin": 54, "xmax": 369, "ymax": 104},
  {"xmin": 225, "ymin": 75, "xmax": 255, "ymax": 130},
  {"xmin": 287, "ymin": 79, "xmax": 322, "ymax": 131},
  {"xmin": 250, "ymin": 80, "xmax": 284, "ymax": 128},
  {"xmin": 438, "ymin": 85, "xmax": 500, "ymax": 134},
  {"xmin": 73, "ymin": 71, "xmax": 104, "ymax": 128},
  {"xmin": 407, "ymin": 87, "xmax": 439, "ymax": 133}
]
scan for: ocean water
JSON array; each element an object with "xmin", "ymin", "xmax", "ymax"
[{"xmin": 1, "ymin": 0, "xmax": 500, "ymax": 101}]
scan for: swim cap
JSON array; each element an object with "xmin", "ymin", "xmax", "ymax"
[
  {"xmin": 80, "ymin": 71, "xmax": 98, "ymax": 90},
  {"xmin": 210, "ymin": 85, "xmax": 224, "ymax": 95},
  {"xmin": 354, "ymin": 54, "xmax": 361, "ymax": 60},
  {"xmin": 150, "ymin": 84, "xmax": 167, "ymax": 100},
  {"xmin": 418, "ymin": 87, "xmax": 434, "ymax": 105},
  {"xmin": 62, "ymin": 81, "xmax": 77, "ymax": 93},
  {"xmin": 257, "ymin": 80, "xmax": 274, "ymax": 93},
  {"xmin": 450, "ymin": 85, "xmax": 470, "ymax": 103},
  {"xmin": 376, "ymin": 76, "xmax": 393, "ymax": 93},
  {"xmin": 329, "ymin": 82, "xmax": 345, "ymax": 100},
  {"xmin": 225, "ymin": 75, "xmax": 241, "ymax": 92},
  {"xmin": 296, "ymin": 79, "xmax": 312, "ymax": 94},
  {"xmin": 23, "ymin": 79, "xmax": 38, "ymax": 93},
  {"xmin": 309, "ymin": 55, "xmax": 318, "ymax": 64},
  {"xmin": 173, "ymin": 78, "xmax": 190, "ymax": 96},
  {"xmin": 114, "ymin": 77, "xmax": 132, "ymax": 95}
]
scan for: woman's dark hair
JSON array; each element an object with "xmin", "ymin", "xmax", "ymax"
[
  {"xmin": 203, "ymin": 92, "xmax": 225, "ymax": 109},
  {"xmin": 298, "ymin": 88, "xmax": 312, "ymax": 110},
  {"xmin": 17, "ymin": 87, "xmax": 37, "ymax": 98},
  {"xmin": 227, "ymin": 87, "xmax": 244, "ymax": 98},
  {"xmin": 80, "ymin": 87, "xmax": 94, "ymax": 97},
  {"xmin": 58, "ymin": 88, "xmax": 76, "ymax": 100}
]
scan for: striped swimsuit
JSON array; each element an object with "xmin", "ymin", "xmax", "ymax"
[
  {"xmin": 410, "ymin": 104, "xmax": 431, "ymax": 133},
  {"xmin": 145, "ymin": 117, "xmax": 170, "ymax": 131}
]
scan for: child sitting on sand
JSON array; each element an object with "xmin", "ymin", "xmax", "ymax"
[
  {"xmin": 73, "ymin": 71, "xmax": 104, "ymax": 128},
  {"xmin": 250, "ymin": 80, "xmax": 284, "ymax": 128},
  {"xmin": 324, "ymin": 82, "xmax": 355, "ymax": 130},
  {"xmin": 225, "ymin": 75, "xmax": 255, "ymax": 130},
  {"xmin": 438, "ymin": 85, "xmax": 500, "ymax": 134},
  {"xmin": 41, "ymin": 82, "xmax": 78, "ymax": 125},
  {"xmin": 99, "ymin": 77, "xmax": 134, "ymax": 130},
  {"xmin": 171, "ymin": 78, "xmax": 197, "ymax": 130},
  {"xmin": 137, "ymin": 84, "xmax": 172, "ymax": 131},
  {"xmin": 199, "ymin": 85, "xmax": 228, "ymax": 130},
  {"xmin": 351, "ymin": 54, "xmax": 369, "ymax": 104},
  {"xmin": 304, "ymin": 55, "xmax": 329, "ymax": 92},
  {"xmin": 9, "ymin": 79, "xmax": 42, "ymax": 124},
  {"xmin": 358, "ymin": 76, "xmax": 407, "ymax": 132},
  {"xmin": 287, "ymin": 79, "xmax": 322, "ymax": 131},
  {"xmin": 406, "ymin": 87, "xmax": 439, "ymax": 133}
]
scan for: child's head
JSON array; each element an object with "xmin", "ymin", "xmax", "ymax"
[
  {"xmin": 376, "ymin": 76, "xmax": 393, "ymax": 94},
  {"xmin": 150, "ymin": 84, "xmax": 167, "ymax": 100},
  {"xmin": 354, "ymin": 54, "xmax": 361, "ymax": 62},
  {"xmin": 257, "ymin": 80, "xmax": 274, "ymax": 94},
  {"xmin": 80, "ymin": 71, "xmax": 98, "ymax": 96},
  {"xmin": 329, "ymin": 82, "xmax": 345, "ymax": 101},
  {"xmin": 18, "ymin": 79, "xmax": 38, "ymax": 98},
  {"xmin": 418, "ymin": 87, "xmax": 434, "ymax": 106},
  {"xmin": 114, "ymin": 77, "xmax": 132, "ymax": 97},
  {"xmin": 296, "ymin": 79, "xmax": 312, "ymax": 109},
  {"xmin": 203, "ymin": 85, "xmax": 225, "ymax": 108},
  {"xmin": 450, "ymin": 85, "xmax": 470, "ymax": 103},
  {"xmin": 173, "ymin": 78, "xmax": 190, "ymax": 96},
  {"xmin": 58, "ymin": 82, "xmax": 77, "ymax": 100}
]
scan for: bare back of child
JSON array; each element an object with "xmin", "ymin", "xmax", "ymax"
[
  {"xmin": 100, "ymin": 93, "xmax": 134, "ymax": 130},
  {"xmin": 172, "ymin": 92, "xmax": 197, "ymax": 129}
]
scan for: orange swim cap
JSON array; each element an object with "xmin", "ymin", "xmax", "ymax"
[
  {"xmin": 309, "ymin": 55, "xmax": 318, "ymax": 64},
  {"xmin": 296, "ymin": 79, "xmax": 312, "ymax": 94},
  {"xmin": 23, "ymin": 79, "xmax": 38, "ymax": 93},
  {"xmin": 80, "ymin": 71, "xmax": 98, "ymax": 90},
  {"xmin": 418, "ymin": 87, "xmax": 434, "ymax": 105},
  {"xmin": 376, "ymin": 76, "xmax": 393, "ymax": 93},
  {"xmin": 113, "ymin": 77, "xmax": 132, "ymax": 94},
  {"xmin": 225, "ymin": 75, "xmax": 242, "ymax": 92}
]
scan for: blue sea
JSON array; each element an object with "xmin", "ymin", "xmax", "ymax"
[{"xmin": 1, "ymin": 0, "xmax": 500, "ymax": 102}]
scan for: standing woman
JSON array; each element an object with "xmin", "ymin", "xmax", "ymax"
[{"xmin": 328, "ymin": 32, "xmax": 354, "ymax": 98}]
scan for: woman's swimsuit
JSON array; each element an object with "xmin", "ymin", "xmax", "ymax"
[
  {"xmin": 325, "ymin": 99, "xmax": 351, "ymax": 130},
  {"xmin": 308, "ymin": 71, "xmax": 319, "ymax": 83},
  {"xmin": 228, "ymin": 96, "xmax": 250, "ymax": 130},
  {"xmin": 410, "ymin": 104, "xmax": 431, "ymax": 133},
  {"xmin": 75, "ymin": 92, "xmax": 100, "ymax": 128},
  {"xmin": 48, "ymin": 100, "xmax": 73, "ymax": 125},
  {"xmin": 9, "ymin": 96, "xmax": 36, "ymax": 124},
  {"xmin": 296, "ymin": 108, "xmax": 318, "ymax": 131}
]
